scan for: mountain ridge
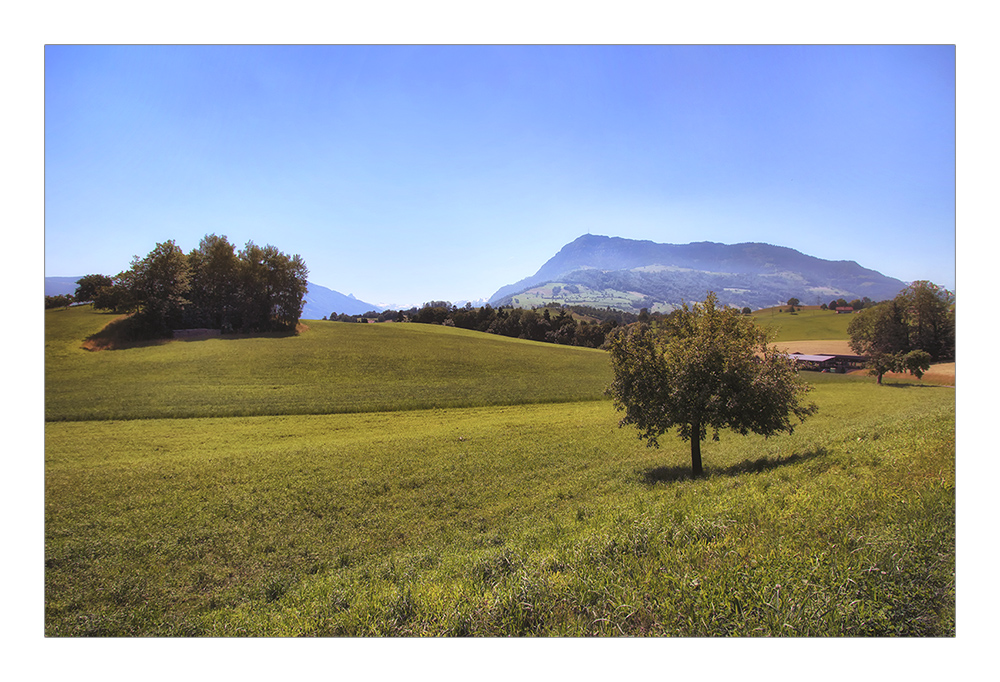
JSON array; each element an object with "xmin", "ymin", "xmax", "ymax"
[{"xmin": 489, "ymin": 234, "xmax": 907, "ymax": 312}]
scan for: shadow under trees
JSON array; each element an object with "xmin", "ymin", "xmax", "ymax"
[
  {"xmin": 82, "ymin": 313, "xmax": 305, "ymax": 351},
  {"xmin": 639, "ymin": 447, "xmax": 828, "ymax": 485}
]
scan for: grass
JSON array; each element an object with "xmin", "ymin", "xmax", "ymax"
[
  {"xmin": 752, "ymin": 306, "xmax": 854, "ymax": 342},
  {"xmin": 46, "ymin": 305, "xmax": 612, "ymax": 421},
  {"xmin": 45, "ymin": 377, "xmax": 954, "ymax": 636},
  {"xmin": 44, "ymin": 304, "xmax": 955, "ymax": 636}
]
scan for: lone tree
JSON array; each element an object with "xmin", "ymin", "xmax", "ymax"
[{"xmin": 606, "ymin": 292, "xmax": 818, "ymax": 477}]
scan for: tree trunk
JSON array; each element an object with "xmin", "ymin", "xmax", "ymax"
[{"xmin": 690, "ymin": 420, "xmax": 704, "ymax": 477}]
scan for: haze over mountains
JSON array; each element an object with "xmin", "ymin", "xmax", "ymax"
[
  {"xmin": 298, "ymin": 284, "xmax": 381, "ymax": 319},
  {"xmin": 488, "ymin": 234, "xmax": 908, "ymax": 313}
]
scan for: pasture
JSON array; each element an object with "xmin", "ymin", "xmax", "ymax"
[
  {"xmin": 45, "ymin": 306, "xmax": 612, "ymax": 421},
  {"xmin": 44, "ymin": 305, "xmax": 955, "ymax": 636},
  {"xmin": 752, "ymin": 306, "xmax": 855, "ymax": 342}
]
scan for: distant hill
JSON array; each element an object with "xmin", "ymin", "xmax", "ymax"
[
  {"xmin": 45, "ymin": 276, "xmax": 83, "ymax": 297},
  {"xmin": 301, "ymin": 282, "xmax": 381, "ymax": 319},
  {"xmin": 489, "ymin": 234, "xmax": 907, "ymax": 313},
  {"xmin": 44, "ymin": 276, "xmax": 379, "ymax": 319}
]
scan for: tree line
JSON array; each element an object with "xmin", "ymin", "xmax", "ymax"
[
  {"xmin": 69, "ymin": 235, "xmax": 308, "ymax": 338},
  {"xmin": 327, "ymin": 302, "xmax": 643, "ymax": 349},
  {"xmin": 45, "ymin": 294, "xmax": 77, "ymax": 309},
  {"xmin": 329, "ymin": 280, "xmax": 956, "ymax": 379},
  {"xmin": 820, "ymin": 296, "xmax": 876, "ymax": 311}
]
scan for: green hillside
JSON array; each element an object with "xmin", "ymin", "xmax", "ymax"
[
  {"xmin": 752, "ymin": 306, "xmax": 854, "ymax": 342},
  {"xmin": 45, "ymin": 305, "xmax": 613, "ymax": 421},
  {"xmin": 44, "ymin": 303, "xmax": 954, "ymax": 637},
  {"xmin": 509, "ymin": 282, "xmax": 676, "ymax": 314}
]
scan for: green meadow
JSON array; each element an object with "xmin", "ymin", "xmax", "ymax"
[
  {"xmin": 752, "ymin": 306, "xmax": 855, "ymax": 342},
  {"xmin": 45, "ymin": 306, "xmax": 612, "ymax": 421},
  {"xmin": 44, "ymin": 305, "xmax": 954, "ymax": 636}
]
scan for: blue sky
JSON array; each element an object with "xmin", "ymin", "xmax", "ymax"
[{"xmin": 45, "ymin": 45, "xmax": 955, "ymax": 307}]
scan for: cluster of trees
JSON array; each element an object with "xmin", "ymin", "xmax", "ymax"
[
  {"xmin": 74, "ymin": 235, "xmax": 308, "ymax": 337},
  {"xmin": 46, "ymin": 275, "xmax": 116, "ymax": 309},
  {"xmin": 847, "ymin": 281, "xmax": 955, "ymax": 384}
]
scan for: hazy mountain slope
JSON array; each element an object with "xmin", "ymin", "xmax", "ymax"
[
  {"xmin": 301, "ymin": 283, "xmax": 381, "ymax": 319},
  {"xmin": 489, "ymin": 234, "xmax": 906, "ymax": 312},
  {"xmin": 45, "ymin": 276, "xmax": 83, "ymax": 297}
]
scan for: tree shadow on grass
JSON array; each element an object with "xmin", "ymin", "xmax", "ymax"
[
  {"xmin": 639, "ymin": 447, "xmax": 829, "ymax": 485},
  {"xmin": 82, "ymin": 316, "xmax": 171, "ymax": 351},
  {"xmin": 881, "ymin": 382, "xmax": 952, "ymax": 389},
  {"xmin": 83, "ymin": 318, "xmax": 307, "ymax": 351},
  {"xmin": 200, "ymin": 323, "xmax": 308, "ymax": 342}
]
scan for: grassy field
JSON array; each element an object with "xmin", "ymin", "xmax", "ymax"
[
  {"xmin": 752, "ymin": 306, "xmax": 855, "ymax": 342},
  {"xmin": 44, "ymin": 305, "xmax": 955, "ymax": 637},
  {"xmin": 46, "ymin": 305, "xmax": 612, "ymax": 421}
]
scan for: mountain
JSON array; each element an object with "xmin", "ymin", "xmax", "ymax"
[
  {"xmin": 45, "ymin": 276, "xmax": 84, "ymax": 297},
  {"xmin": 301, "ymin": 283, "xmax": 381, "ymax": 319},
  {"xmin": 488, "ymin": 234, "xmax": 907, "ymax": 313},
  {"xmin": 44, "ymin": 277, "xmax": 380, "ymax": 319}
]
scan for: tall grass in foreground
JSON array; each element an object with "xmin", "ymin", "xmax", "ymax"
[{"xmin": 45, "ymin": 381, "xmax": 954, "ymax": 636}]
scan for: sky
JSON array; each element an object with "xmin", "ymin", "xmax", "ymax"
[{"xmin": 44, "ymin": 44, "xmax": 956, "ymax": 308}]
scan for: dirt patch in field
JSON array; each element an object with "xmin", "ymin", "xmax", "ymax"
[{"xmin": 850, "ymin": 362, "xmax": 955, "ymax": 386}]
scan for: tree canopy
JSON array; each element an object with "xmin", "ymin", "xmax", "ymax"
[
  {"xmin": 606, "ymin": 292, "xmax": 817, "ymax": 477},
  {"xmin": 73, "ymin": 274, "xmax": 113, "ymax": 302},
  {"xmin": 90, "ymin": 235, "xmax": 308, "ymax": 337},
  {"xmin": 128, "ymin": 240, "xmax": 192, "ymax": 335},
  {"xmin": 848, "ymin": 280, "xmax": 953, "ymax": 384}
]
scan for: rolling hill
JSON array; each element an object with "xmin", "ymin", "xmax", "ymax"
[
  {"xmin": 45, "ymin": 305, "xmax": 611, "ymax": 421},
  {"xmin": 489, "ymin": 234, "xmax": 907, "ymax": 313}
]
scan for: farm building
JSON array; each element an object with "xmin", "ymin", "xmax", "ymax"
[
  {"xmin": 784, "ymin": 352, "xmax": 866, "ymax": 373},
  {"xmin": 835, "ymin": 306, "xmax": 854, "ymax": 314}
]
